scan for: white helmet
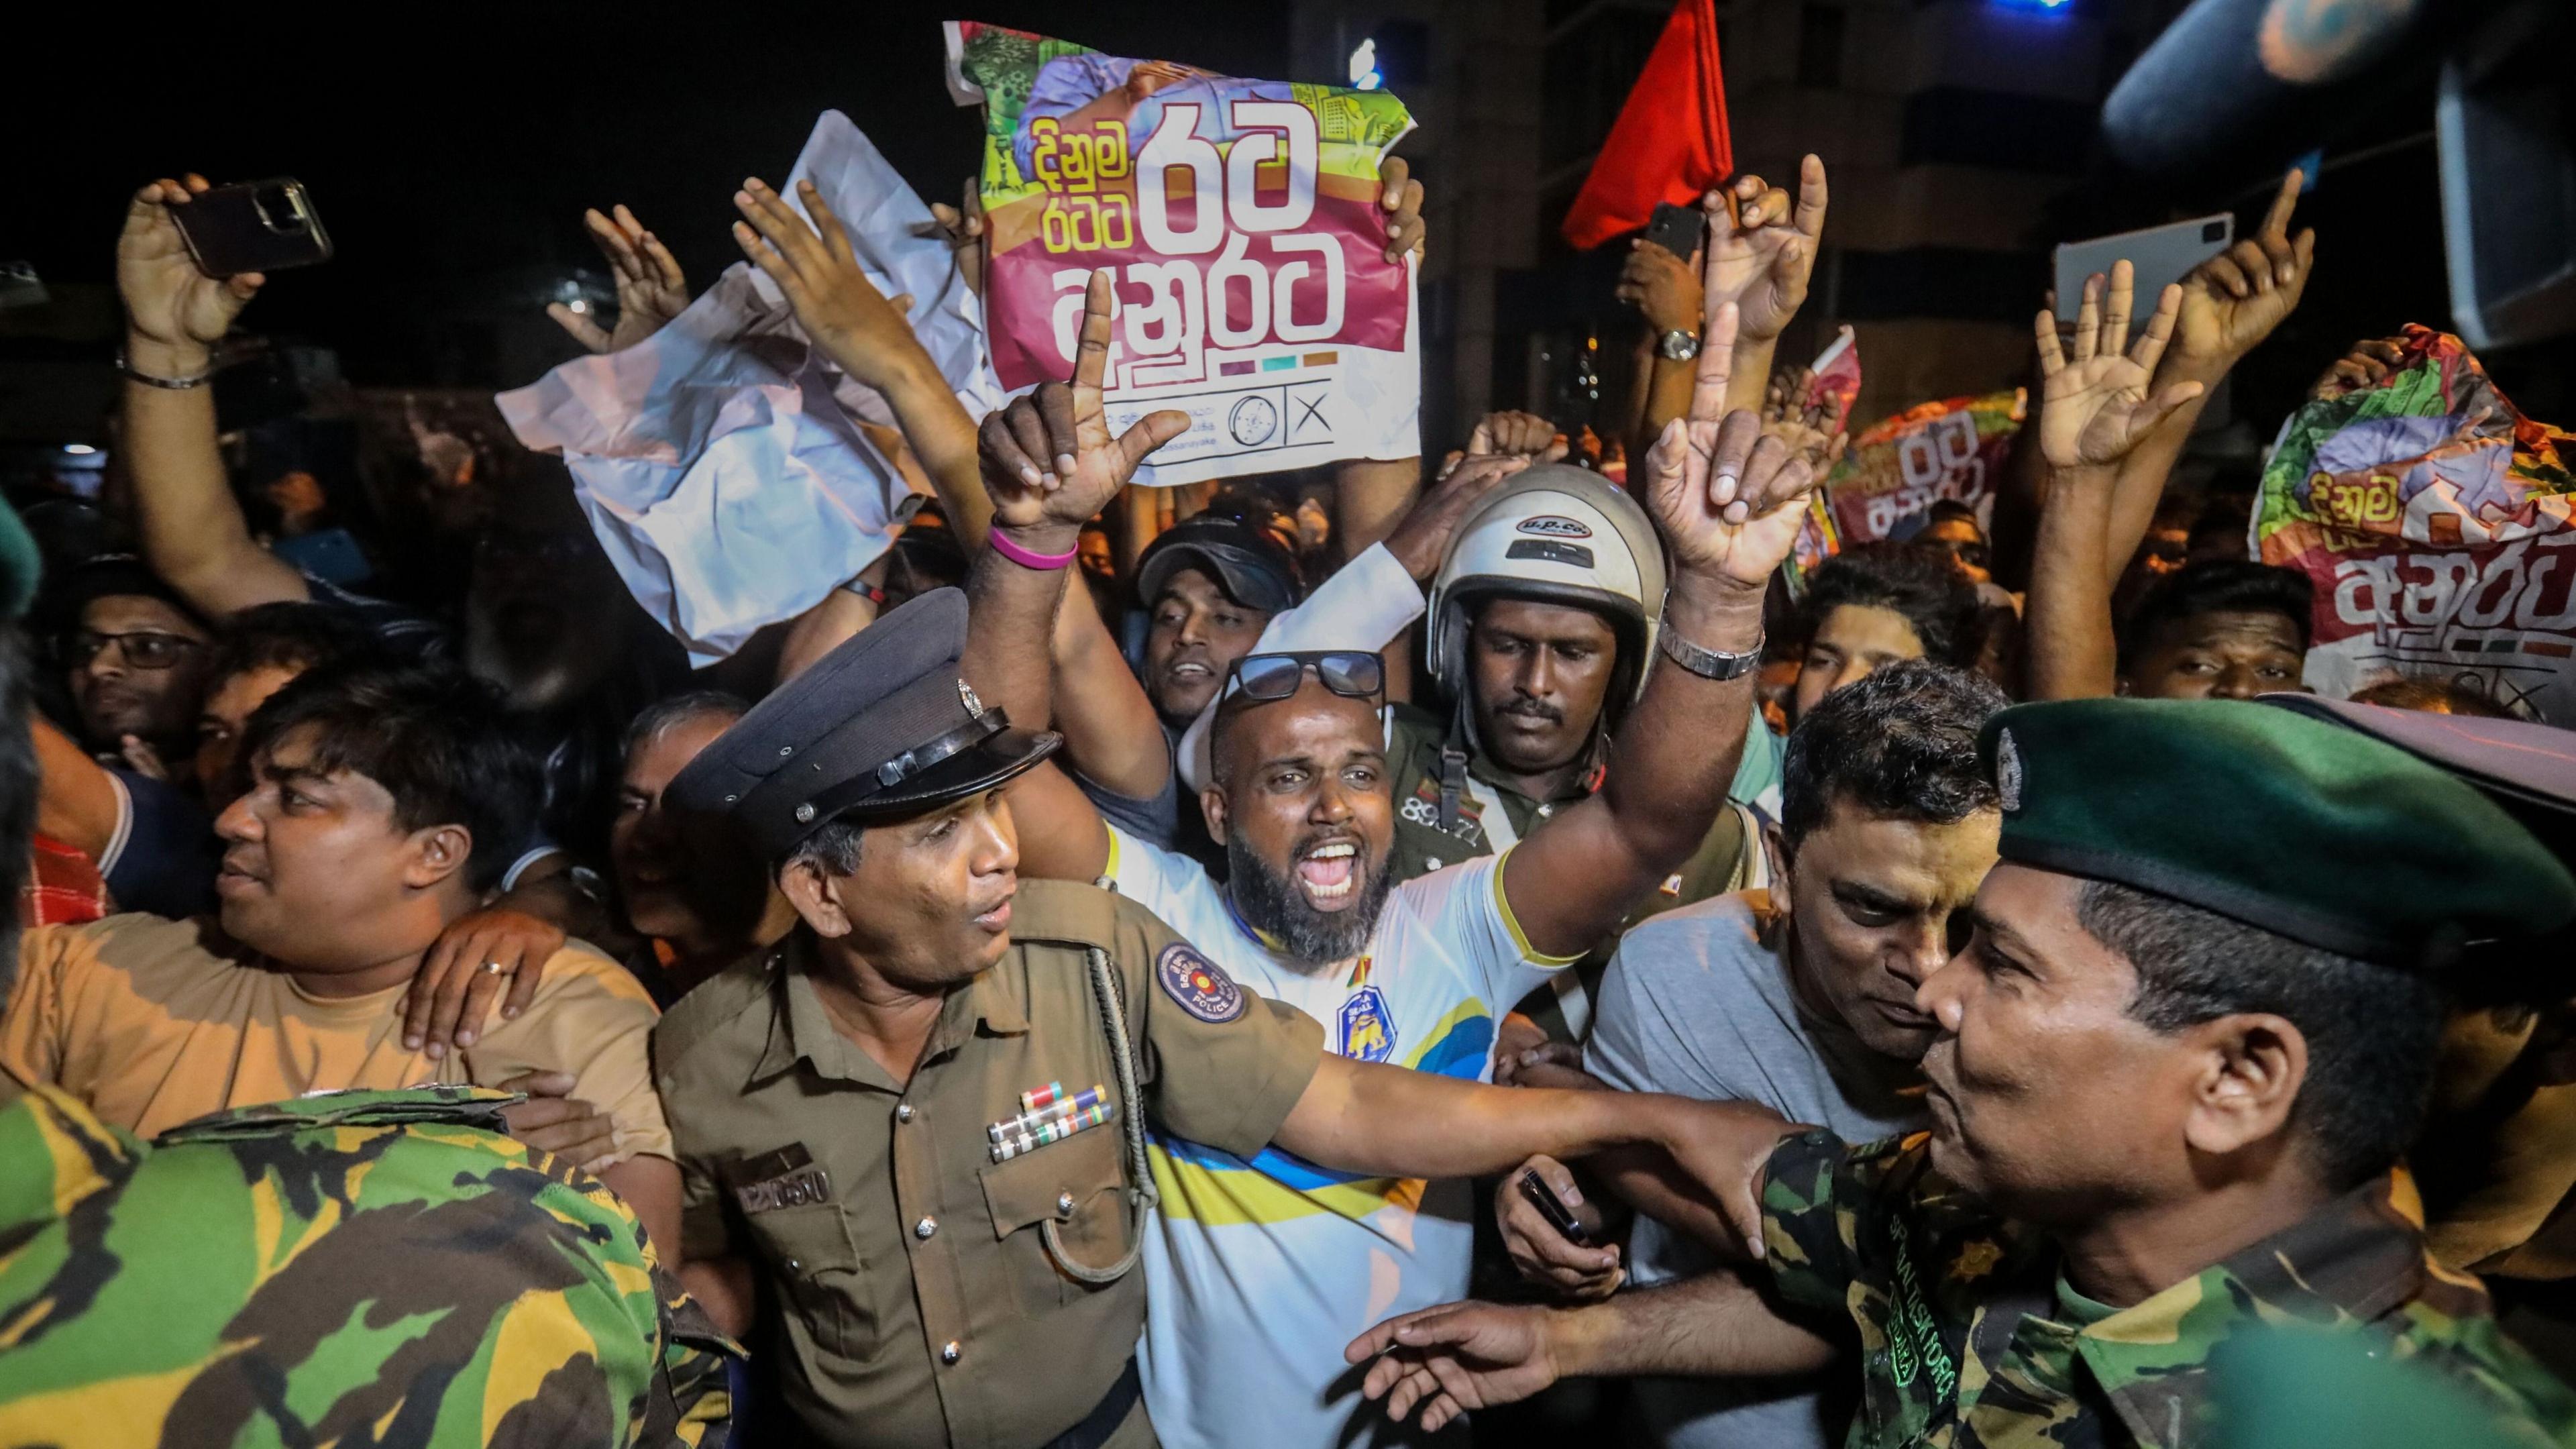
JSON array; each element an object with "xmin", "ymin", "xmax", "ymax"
[{"xmin": 1427, "ymin": 464, "xmax": 1668, "ymax": 711}]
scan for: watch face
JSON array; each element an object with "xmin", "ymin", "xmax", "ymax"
[{"xmin": 1659, "ymin": 330, "xmax": 1700, "ymax": 360}]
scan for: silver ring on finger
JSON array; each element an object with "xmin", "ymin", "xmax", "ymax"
[{"xmin": 479, "ymin": 959, "xmax": 513, "ymax": 977}]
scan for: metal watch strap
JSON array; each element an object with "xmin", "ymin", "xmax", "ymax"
[
  {"xmin": 1656, "ymin": 329, "xmax": 1701, "ymax": 361},
  {"xmin": 1658, "ymin": 624, "xmax": 1763, "ymax": 681}
]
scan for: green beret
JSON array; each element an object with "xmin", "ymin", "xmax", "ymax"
[{"xmin": 1980, "ymin": 698, "xmax": 2576, "ymax": 967}]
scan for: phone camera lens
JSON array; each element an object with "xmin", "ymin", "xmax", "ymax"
[
  {"xmin": 254, "ymin": 187, "xmax": 305, "ymax": 233},
  {"xmin": 2202, "ymin": 221, "xmax": 2226, "ymax": 243}
]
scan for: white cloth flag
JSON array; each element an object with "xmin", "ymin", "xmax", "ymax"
[{"xmin": 498, "ymin": 111, "xmax": 1003, "ymax": 665}]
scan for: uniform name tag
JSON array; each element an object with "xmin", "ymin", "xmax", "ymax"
[{"xmin": 733, "ymin": 1142, "xmax": 834, "ymax": 1214}]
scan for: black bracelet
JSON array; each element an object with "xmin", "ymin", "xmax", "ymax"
[
  {"xmin": 116, "ymin": 350, "xmax": 213, "ymax": 390},
  {"xmin": 1658, "ymin": 623, "xmax": 1764, "ymax": 681}
]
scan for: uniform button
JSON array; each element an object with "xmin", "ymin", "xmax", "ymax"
[
  {"xmin": 1537, "ymin": 804, "xmax": 1555, "ymax": 818},
  {"xmin": 1057, "ymin": 1191, "xmax": 1076, "ymax": 1219},
  {"xmin": 786, "ymin": 1257, "xmax": 803, "ymax": 1273},
  {"xmin": 941, "ymin": 1340, "xmax": 962, "ymax": 1365},
  {"xmin": 897, "ymin": 1104, "xmax": 915, "ymax": 1124},
  {"xmin": 1425, "ymin": 857, "xmax": 1443, "ymax": 871},
  {"xmin": 915, "ymin": 1216, "xmax": 939, "ymax": 1240}
]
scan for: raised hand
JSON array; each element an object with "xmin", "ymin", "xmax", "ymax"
[
  {"xmin": 1703, "ymin": 154, "xmax": 1828, "ymax": 343},
  {"xmin": 1385, "ymin": 451, "xmax": 1533, "ymax": 580},
  {"xmin": 2172, "ymin": 168, "xmax": 2316, "ymax": 370},
  {"xmin": 1466, "ymin": 409, "xmax": 1568, "ymax": 464},
  {"xmin": 1641, "ymin": 303, "xmax": 1821, "ymax": 593},
  {"xmin": 977, "ymin": 270, "xmax": 1189, "ymax": 548},
  {"xmin": 733, "ymin": 177, "xmax": 926, "ymax": 392},
  {"xmin": 2033, "ymin": 262, "xmax": 2204, "ymax": 470},
  {"xmin": 1379, "ymin": 155, "xmax": 1426, "ymax": 264},
  {"xmin": 923, "ymin": 176, "xmax": 988, "ymax": 298},
  {"xmin": 549, "ymin": 205, "xmax": 690, "ymax": 353},
  {"xmin": 117, "ymin": 175, "xmax": 264, "ymax": 371},
  {"xmin": 1346, "ymin": 1301, "xmax": 1562, "ymax": 1432},
  {"xmin": 1760, "ymin": 362, "xmax": 1847, "ymax": 476},
  {"xmin": 1616, "ymin": 237, "xmax": 1704, "ymax": 337},
  {"xmin": 2310, "ymin": 335, "xmax": 2407, "ymax": 401}
]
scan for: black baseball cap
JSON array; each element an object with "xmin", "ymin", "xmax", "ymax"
[{"xmin": 1136, "ymin": 516, "xmax": 1299, "ymax": 615}]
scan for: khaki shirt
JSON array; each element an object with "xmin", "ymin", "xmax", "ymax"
[
  {"xmin": 1, "ymin": 915, "xmax": 669, "ymax": 1159},
  {"xmin": 653, "ymin": 880, "xmax": 1326, "ymax": 1449}
]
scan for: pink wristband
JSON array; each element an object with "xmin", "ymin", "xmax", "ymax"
[{"xmin": 988, "ymin": 529, "xmax": 1079, "ymax": 571}]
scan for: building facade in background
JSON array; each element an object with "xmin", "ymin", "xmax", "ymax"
[{"xmin": 1290, "ymin": 0, "xmax": 2180, "ymax": 447}]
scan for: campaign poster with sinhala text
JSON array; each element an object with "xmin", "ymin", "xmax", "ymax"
[{"xmin": 945, "ymin": 21, "xmax": 1420, "ymax": 486}]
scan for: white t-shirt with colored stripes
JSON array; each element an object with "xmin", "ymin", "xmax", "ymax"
[{"xmin": 1102, "ymin": 824, "xmax": 1571, "ymax": 1448}]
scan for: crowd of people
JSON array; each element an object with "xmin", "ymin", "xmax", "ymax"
[{"xmin": 2, "ymin": 87, "xmax": 2575, "ymax": 1449}]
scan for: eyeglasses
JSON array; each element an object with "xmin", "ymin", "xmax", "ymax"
[
  {"xmin": 61, "ymin": 629, "xmax": 205, "ymax": 671},
  {"xmin": 1229, "ymin": 651, "xmax": 1385, "ymax": 702}
]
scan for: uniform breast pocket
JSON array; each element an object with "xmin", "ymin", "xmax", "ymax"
[
  {"xmin": 745, "ymin": 1202, "xmax": 879, "ymax": 1361},
  {"xmin": 979, "ymin": 1125, "xmax": 1131, "ymax": 1309}
]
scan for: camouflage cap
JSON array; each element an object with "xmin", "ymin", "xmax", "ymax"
[{"xmin": 1980, "ymin": 698, "xmax": 2576, "ymax": 967}]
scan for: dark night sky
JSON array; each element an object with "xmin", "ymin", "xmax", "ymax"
[
  {"xmin": 1, "ymin": 4, "xmax": 1291, "ymax": 381},
  {"xmin": 3, "ymin": 7, "xmax": 2556, "ymax": 421}
]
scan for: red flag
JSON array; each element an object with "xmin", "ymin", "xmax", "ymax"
[{"xmin": 1560, "ymin": 0, "xmax": 1733, "ymax": 251}]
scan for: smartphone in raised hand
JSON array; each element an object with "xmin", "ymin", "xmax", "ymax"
[
  {"xmin": 1642, "ymin": 201, "xmax": 1705, "ymax": 262},
  {"xmin": 2052, "ymin": 214, "xmax": 2230, "ymax": 323},
  {"xmin": 172, "ymin": 179, "xmax": 333, "ymax": 278}
]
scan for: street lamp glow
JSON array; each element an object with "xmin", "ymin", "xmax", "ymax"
[{"xmin": 1348, "ymin": 37, "xmax": 1383, "ymax": 91}]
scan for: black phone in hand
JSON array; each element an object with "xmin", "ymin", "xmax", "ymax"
[{"xmin": 1517, "ymin": 1167, "xmax": 1593, "ymax": 1247}]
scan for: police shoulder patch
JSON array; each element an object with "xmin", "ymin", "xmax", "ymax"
[{"xmin": 1156, "ymin": 941, "xmax": 1248, "ymax": 1024}]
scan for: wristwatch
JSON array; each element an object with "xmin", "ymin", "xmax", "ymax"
[
  {"xmin": 1656, "ymin": 329, "xmax": 1702, "ymax": 362},
  {"xmin": 1658, "ymin": 624, "xmax": 1763, "ymax": 681}
]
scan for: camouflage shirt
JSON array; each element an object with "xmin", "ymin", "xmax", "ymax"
[
  {"xmin": 1760, "ymin": 1130, "xmax": 2576, "ymax": 1448},
  {"xmin": 0, "ymin": 1083, "xmax": 734, "ymax": 1448}
]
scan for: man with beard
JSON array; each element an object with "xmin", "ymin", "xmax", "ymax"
[
  {"xmin": 969, "ymin": 277, "xmax": 1815, "ymax": 1448},
  {"xmin": 1495, "ymin": 659, "xmax": 2004, "ymax": 1449},
  {"xmin": 1345, "ymin": 699, "xmax": 2576, "ymax": 1448}
]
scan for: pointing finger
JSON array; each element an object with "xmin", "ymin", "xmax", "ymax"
[
  {"xmin": 2260, "ymin": 167, "xmax": 2304, "ymax": 244},
  {"xmin": 1072, "ymin": 270, "xmax": 1117, "ymax": 396}
]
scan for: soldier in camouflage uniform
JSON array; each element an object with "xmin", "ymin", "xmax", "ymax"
[
  {"xmin": 1347, "ymin": 700, "xmax": 2576, "ymax": 1447},
  {"xmin": 0, "ymin": 1082, "xmax": 735, "ymax": 1448}
]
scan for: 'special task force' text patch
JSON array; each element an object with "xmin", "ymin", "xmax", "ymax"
[{"xmin": 1157, "ymin": 941, "xmax": 1248, "ymax": 1024}]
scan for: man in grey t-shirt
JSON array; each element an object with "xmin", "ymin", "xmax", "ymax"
[{"xmin": 1498, "ymin": 659, "xmax": 2008, "ymax": 1448}]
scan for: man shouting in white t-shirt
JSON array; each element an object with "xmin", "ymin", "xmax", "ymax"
[{"xmin": 967, "ymin": 276, "xmax": 1815, "ymax": 1449}]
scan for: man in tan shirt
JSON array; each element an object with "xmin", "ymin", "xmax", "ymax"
[{"xmin": 0, "ymin": 661, "xmax": 678, "ymax": 1251}]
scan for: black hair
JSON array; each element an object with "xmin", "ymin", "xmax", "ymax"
[
  {"xmin": 1780, "ymin": 659, "xmax": 2008, "ymax": 849},
  {"xmin": 239, "ymin": 662, "xmax": 541, "ymax": 892},
  {"xmin": 2118, "ymin": 559, "xmax": 2313, "ymax": 671},
  {"xmin": 207, "ymin": 601, "xmax": 383, "ymax": 686},
  {"xmin": 1798, "ymin": 543, "xmax": 1982, "ymax": 668},
  {"xmin": 2077, "ymin": 878, "xmax": 2445, "ymax": 1190},
  {"xmin": 0, "ymin": 627, "xmax": 37, "ymax": 998},
  {"xmin": 2349, "ymin": 677, "xmax": 2514, "ymax": 719},
  {"xmin": 1922, "ymin": 498, "xmax": 1983, "ymax": 533},
  {"xmin": 623, "ymin": 690, "xmax": 750, "ymax": 759}
]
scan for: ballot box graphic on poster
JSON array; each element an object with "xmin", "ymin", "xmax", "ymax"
[
  {"xmin": 945, "ymin": 21, "xmax": 1421, "ymax": 486},
  {"xmin": 2255, "ymin": 325, "xmax": 2576, "ymax": 723},
  {"xmin": 1790, "ymin": 386, "xmax": 2026, "ymax": 589}
]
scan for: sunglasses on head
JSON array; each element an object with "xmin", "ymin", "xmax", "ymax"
[{"xmin": 1229, "ymin": 651, "xmax": 1386, "ymax": 703}]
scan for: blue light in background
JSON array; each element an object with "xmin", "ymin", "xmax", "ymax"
[{"xmin": 1992, "ymin": 0, "xmax": 2074, "ymax": 11}]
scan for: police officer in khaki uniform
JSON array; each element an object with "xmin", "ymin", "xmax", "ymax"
[{"xmin": 652, "ymin": 588, "xmax": 1775, "ymax": 1449}]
